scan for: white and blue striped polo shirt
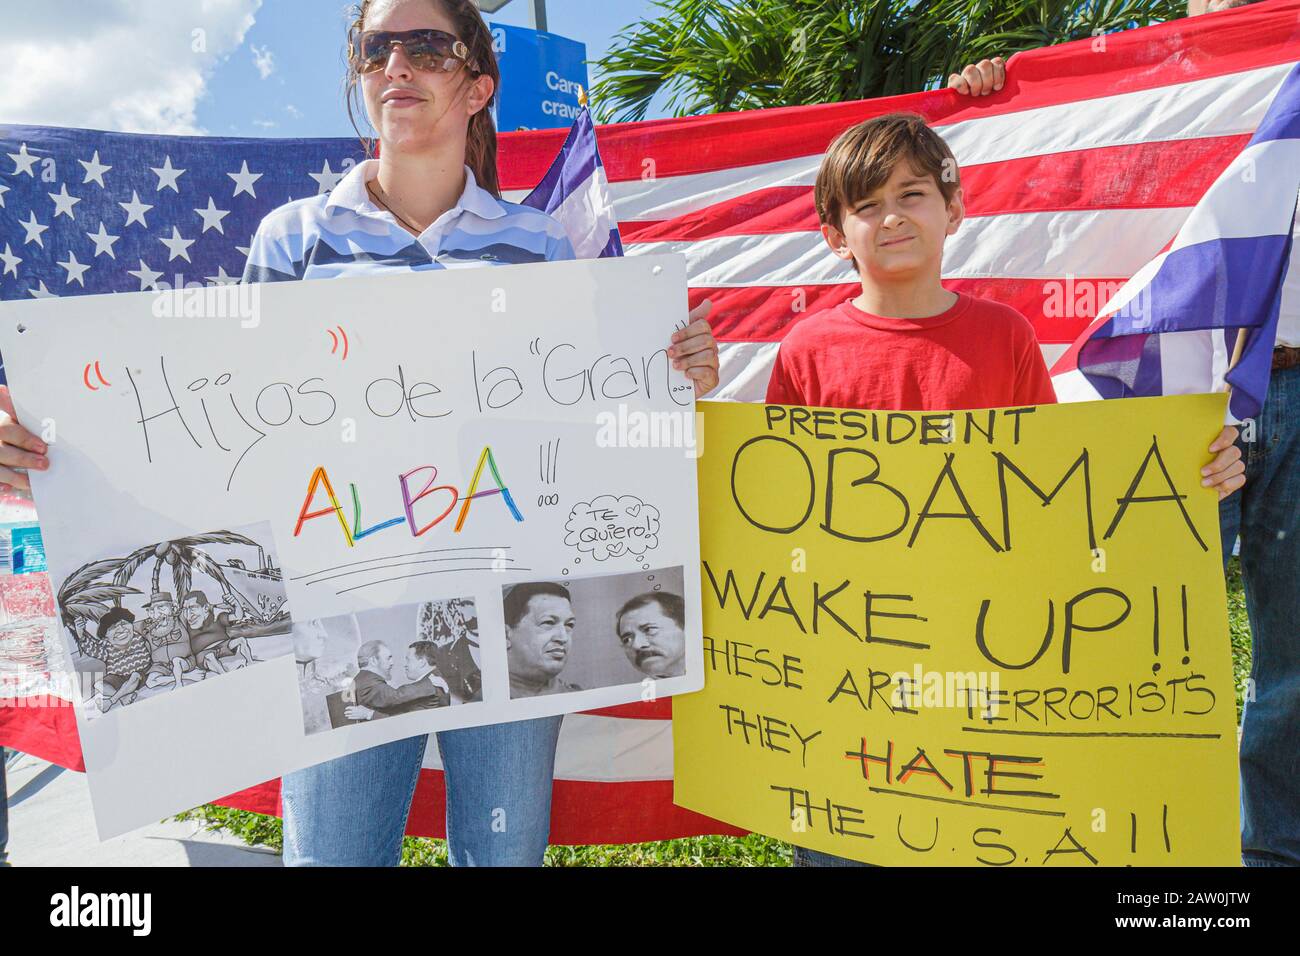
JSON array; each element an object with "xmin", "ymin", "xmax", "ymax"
[{"xmin": 241, "ymin": 159, "xmax": 576, "ymax": 283}]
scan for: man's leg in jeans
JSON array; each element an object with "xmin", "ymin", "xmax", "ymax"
[
  {"xmin": 1219, "ymin": 486, "xmax": 1242, "ymax": 574},
  {"xmin": 1, "ymin": 747, "xmax": 9, "ymax": 866},
  {"xmin": 792, "ymin": 845, "xmax": 875, "ymax": 867},
  {"xmin": 436, "ymin": 715, "xmax": 563, "ymax": 867},
  {"xmin": 1238, "ymin": 365, "xmax": 1300, "ymax": 866},
  {"xmin": 281, "ymin": 735, "xmax": 428, "ymax": 866}
]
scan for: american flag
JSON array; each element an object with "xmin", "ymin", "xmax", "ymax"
[
  {"xmin": 0, "ymin": 131, "xmax": 367, "ymax": 348},
  {"xmin": 3, "ymin": 0, "xmax": 1299, "ymax": 846}
]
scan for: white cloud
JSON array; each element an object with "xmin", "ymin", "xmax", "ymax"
[
  {"xmin": 0, "ymin": 0, "xmax": 262, "ymax": 134},
  {"xmin": 285, "ymin": 103, "xmax": 303, "ymax": 119},
  {"xmin": 250, "ymin": 43, "xmax": 275, "ymax": 79}
]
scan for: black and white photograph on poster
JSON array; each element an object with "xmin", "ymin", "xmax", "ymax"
[
  {"xmin": 56, "ymin": 522, "xmax": 292, "ymax": 715},
  {"xmin": 295, "ymin": 597, "xmax": 482, "ymax": 734},
  {"xmin": 505, "ymin": 566, "xmax": 686, "ymax": 698}
]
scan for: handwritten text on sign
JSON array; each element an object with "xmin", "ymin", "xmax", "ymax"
[
  {"xmin": 673, "ymin": 395, "xmax": 1239, "ymax": 866},
  {"xmin": 0, "ymin": 254, "xmax": 705, "ymax": 839}
]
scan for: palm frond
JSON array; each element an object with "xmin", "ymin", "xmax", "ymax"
[
  {"xmin": 58, "ymin": 558, "xmax": 126, "ymax": 600},
  {"xmin": 176, "ymin": 532, "xmax": 261, "ymax": 549},
  {"xmin": 591, "ymin": 0, "xmax": 1184, "ymax": 119},
  {"xmin": 113, "ymin": 546, "xmax": 159, "ymax": 587},
  {"xmin": 188, "ymin": 549, "xmax": 232, "ymax": 595}
]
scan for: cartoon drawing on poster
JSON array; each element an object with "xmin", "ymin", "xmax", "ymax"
[
  {"xmin": 505, "ymin": 565, "xmax": 685, "ymax": 698},
  {"xmin": 563, "ymin": 495, "xmax": 661, "ymax": 564},
  {"xmin": 295, "ymin": 597, "xmax": 482, "ymax": 735},
  {"xmin": 57, "ymin": 522, "xmax": 291, "ymax": 714}
]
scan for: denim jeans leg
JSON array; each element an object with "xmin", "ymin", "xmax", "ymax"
[
  {"xmin": 1218, "ymin": 493, "xmax": 1241, "ymax": 574},
  {"xmin": 281, "ymin": 734, "xmax": 428, "ymax": 866},
  {"xmin": 436, "ymin": 715, "xmax": 563, "ymax": 867},
  {"xmin": 792, "ymin": 845, "xmax": 875, "ymax": 867},
  {"xmin": 1237, "ymin": 365, "xmax": 1300, "ymax": 867},
  {"xmin": 0, "ymin": 747, "xmax": 8, "ymax": 865}
]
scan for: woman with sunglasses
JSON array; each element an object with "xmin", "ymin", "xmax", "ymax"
[{"xmin": 0, "ymin": 0, "xmax": 720, "ymax": 866}]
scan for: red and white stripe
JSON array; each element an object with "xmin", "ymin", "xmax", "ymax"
[
  {"xmin": 497, "ymin": 0, "xmax": 1300, "ymax": 411},
  {"xmin": 6, "ymin": 1, "xmax": 1299, "ymax": 845}
]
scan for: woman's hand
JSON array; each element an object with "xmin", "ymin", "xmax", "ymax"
[
  {"xmin": 669, "ymin": 299, "xmax": 719, "ymax": 397},
  {"xmin": 1203, "ymin": 425, "xmax": 1245, "ymax": 500},
  {"xmin": 0, "ymin": 385, "xmax": 49, "ymax": 491}
]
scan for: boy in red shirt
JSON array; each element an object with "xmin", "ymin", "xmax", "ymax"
[
  {"xmin": 767, "ymin": 113, "xmax": 1056, "ymax": 411},
  {"xmin": 769, "ymin": 113, "xmax": 1245, "ymax": 867}
]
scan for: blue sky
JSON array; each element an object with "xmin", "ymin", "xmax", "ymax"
[{"xmin": 199, "ymin": 1, "xmax": 664, "ymax": 138}]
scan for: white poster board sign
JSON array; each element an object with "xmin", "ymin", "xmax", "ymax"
[{"xmin": 0, "ymin": 253, "xmax": 703, "ymax": 837}]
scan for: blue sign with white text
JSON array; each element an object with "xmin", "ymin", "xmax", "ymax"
[{"xmin": 489, "ymin": 23, "xmax": 588, "ymax": 132}]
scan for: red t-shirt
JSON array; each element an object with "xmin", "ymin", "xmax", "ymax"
[{"xmin": 766, "ymin": 293, "xmax": 1057, "ymax": 411}]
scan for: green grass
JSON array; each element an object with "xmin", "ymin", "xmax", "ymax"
[
  {"xmin": 1225, "ymin": 556, "xmax": 1253, "ymax": 723},
  {"xmin": 179, "ymin": 561, "xmax": 1253, "ymax": 866},
  {"xmin": 177, "ymin": 802, "xmax": 791, "ymax": 866}
]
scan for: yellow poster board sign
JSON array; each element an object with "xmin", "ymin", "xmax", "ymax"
[{"xmin": 674, "ymin": 394, "xmax": 1240, "ymax": 866}]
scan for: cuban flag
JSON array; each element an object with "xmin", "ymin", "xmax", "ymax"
[
  {"xmin": 520, "ymin": 105, "xmax": 624, "ymax": 260},
  {"xmin": 1050, "ymin": 62, "xmax": 1300, "ymax": 422}
]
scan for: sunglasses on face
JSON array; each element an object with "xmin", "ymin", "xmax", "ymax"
[{"xmin": 352, "ymin": 29, "xmax": 475, "ymax": 75}]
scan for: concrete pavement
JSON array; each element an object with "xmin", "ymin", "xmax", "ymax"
[{"xmin": 3, "ymin": 750, "xmax": 281, "ymax": 866}]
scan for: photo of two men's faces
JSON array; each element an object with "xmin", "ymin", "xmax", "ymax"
[
  {"xmin": 505, "ymin": 565, "xmax": 687, "ymax": 699},
  {"xmin": 292, "ymin": 564, "xmax": 687, "ymax": 731}
]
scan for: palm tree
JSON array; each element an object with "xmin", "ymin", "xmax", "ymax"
[
  {"xmin": 113, "ymin": 532, "xmax": 262, "ymax": 616},
  {"xmin": 590, "ymin": 0, "xmax": 1185, "ymax": 122}
]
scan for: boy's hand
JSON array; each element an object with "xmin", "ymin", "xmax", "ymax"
[
  {"xmin": 948, "ymin": 57, "xmax": 1005, "ymax": 96},
  {"xmin": 669, "ymin": 299, "xmax": 719, "ymax": 397},
  {"xmin": 1202, "ymin": 425, "xmax": 1245, "ymax": 500}
]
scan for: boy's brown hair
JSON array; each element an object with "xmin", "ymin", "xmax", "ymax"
[{"xmin": 814, "ymin": 113, "xmax": 960, "ymax": 229}]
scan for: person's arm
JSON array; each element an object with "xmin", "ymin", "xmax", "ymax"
[
  {"xmin": 948, "ymin": 57, "xmax": 1005, "ymax": 96},
  {"xmin": 216, "ymin": 597, "xmax": 243, "ymax": 623},
  {"xmin": 79, "ymin": 629, "xmax": 110, "ymax": 663},
  {"xmin": 0, "ymin": 385, "xmax": 50, "ymax": 492},
  {"xmin": 354, "ymin": 674, "xmax": 442, "ymax": 712}
]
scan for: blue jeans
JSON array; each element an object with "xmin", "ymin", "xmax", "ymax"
[
  {"xmin": 1220, "ymin": 363, "xmax": 1300, "ymax": 867},
  {"xmin": 1, "ymin": 747, "xmax": 8, "ymax": 865},
  {"xmin": 281, "ymin": 716, "xmax": 564, "ymax": 866},
  {"xmin": 793, "ymin": 846, "xmax": 875, "ymax": 867}
]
